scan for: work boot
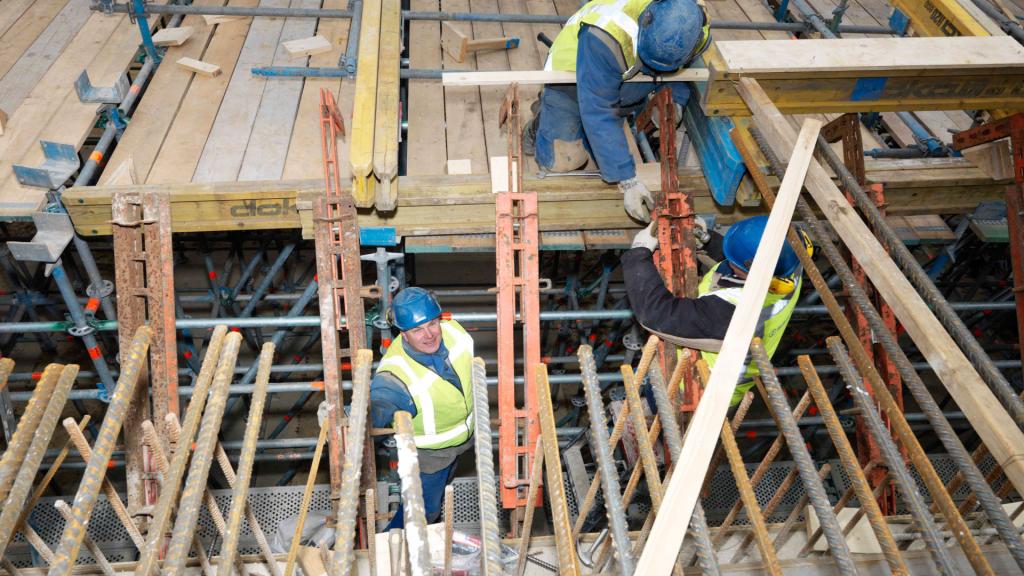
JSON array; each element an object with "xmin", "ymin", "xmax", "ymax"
[{"xmin": 522, "ymin": 114, "xmax": 539, "ymax": 156}]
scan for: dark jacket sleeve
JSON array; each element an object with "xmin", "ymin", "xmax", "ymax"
[
  {"xmin": 576, "ymin": 26, "xmax": 636, "ymax": 183},
  {"xmin": 621, "ymin": 247, "xmax": 736, "ymax": 350},
  {"xmin": 370, "ymin": 371, "xmax": 417, "ymax": 428}
]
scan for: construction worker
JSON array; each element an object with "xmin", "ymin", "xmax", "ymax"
[
  {"xmin": 369, "ymin": 287, "xmax": 475, "ymax": 530},
  {"xmin": 622, "ymin": 216, "xmax": 813, "ymax": 404},
  {"xmin": 522, "ymin": 0, "xmax": 711, "ymax": 222}
]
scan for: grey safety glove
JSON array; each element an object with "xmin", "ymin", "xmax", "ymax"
[
  {"xmin": 619, "ymin": 177, "xmax": 654, "ymax": 222},
  {"xmin": 632, "ymin": 222, "xmax": 659, "ymax": 251}
]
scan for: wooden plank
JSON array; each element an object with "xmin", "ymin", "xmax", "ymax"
[
  {"xmin": 204, "ymin": 14, "xmax": 249, "ymax": 25},
  {"xmin": 0, "ymin": 10, "xmax": 142, "ymax": 217},
  {"xmin": 0, "ymin": 0, "xmax": 69, "ymax": 81},
  {"xmin": 737, "ymin": 77, "xmax": 1024, "ymax": 499},
  {"xmin": 442, "ymin": 68, "xmax": 709, "ymax": 85},
  {"xmin": 349, "ymin": 0, "xmax": 383, "ymax": 205},
  {"xmin": 176, "ymin": 56, "xmax": 222, "ymax": 76},
  {"xmin": 146, "ymin": 0, "xmax": 258, "ymax": 184},
  {"xmin": 441, "ymin": 0, "xmax": 488, "ymax": 175},
  {"xmin": 471, "ymin": 0, "xmax": 513, "ymax": 166},
  {"xmin": 0, "ymin": 0, "xmax": 35, "ymax": 39},
  {"xmin": 281, "ymin": 0, "xmax": 351, "ymax": 180},
  {"xmin": 282, "ymin": 34, "xmax": 332, "ymax": 57},
  {"xmin": 712, "ymin": 37, "xmax": 1024, "ymax": 77},
  {"xmin": 192, "ymin": 0, "xmax": 290, "ymax": 183},
  {"xmin": 100, "ymin": 0, "xmax": 227, "ymax": 185},
  {"xmin": 406, "ymin": 0, "xmax": 448, "ymax": 176},
  {"xmin": 635, "ymin": 117, "xmax": 822, "ymax": 576},
  {"xmin": 237, "ymin": 0, "xmax": 319, "ymax": 181},
  {"xmin": 0, "ymin": 0, "xmax": 90, "ymax": 117},
  {"xmin": 152, "ymin": 26, "xmax": 195, "ymax": 46},
  {"xmin": 372, "ymin": 0, "xmax": 402, "ymax": 209}
]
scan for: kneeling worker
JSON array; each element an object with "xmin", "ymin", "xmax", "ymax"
[
  {"xmin": 370, "ymin": 287, "xmax": 475, "ymax": 530},
  {"xmin": 523, "ymin": 0, "xmax": 711, "ymax": 222},
  {"xmin": 622, "ymin": 216, "xmax": 813, "ymax": 404}
]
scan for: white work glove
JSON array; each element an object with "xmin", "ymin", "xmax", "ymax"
[
  {"xmin": 619, "ymin": 177, "xmax": 654, "ymax": 222},
  {"xmin": 694, "ymin": 215, "xmax": 711, "ymax": 248},
  {"xmin": 317, "ymin": 400, "xmax": 328, "ymax": 427},
  {"xmin": 632, "ymin": 222, "xmax": 659, "ymax": 251}
]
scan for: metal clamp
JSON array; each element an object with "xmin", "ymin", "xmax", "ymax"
[
  {"xmin": 86, "ymin": 279, "xmax": 115, "ymax": 300},
  {"xmin": 75, "ymin": 71, "xmax": 130, "ymax": 104},
  {"xmin": 13, "ymin": 142, "xmax": 81, "ymax": 190},
  {"xmin": 7, "ymin": 212, "xmax": 75, "ymax": 263},
  {"xmin": 67, "ymin": 318, "xmax": 96, "ymax": 337}
]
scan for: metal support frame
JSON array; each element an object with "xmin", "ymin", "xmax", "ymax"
[
  {"xmin": 952, "ymin": 113, "xmax": 1024, "ymax": 374},
  {"xmin": 495, "ymin": 84, "xmax": 542, "ymax": 512},
  {"xmin": 821, "ymin": 113, "xmax": 902, "ymax": 514},
  {"xmin": 313, "ymin": 88, "xmax": 370, "ymax": 506},
  {"xmin": 111, "ymin": 189, "xmax": 177, "ymax": 524},
  {"xmin": 636, "ymin": 88, "xmax": 702, "ymax": 412}
]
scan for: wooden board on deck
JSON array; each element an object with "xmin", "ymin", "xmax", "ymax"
[{"xmin": 406, "ymin": 0, "xmax": 448, "ymax": 176}]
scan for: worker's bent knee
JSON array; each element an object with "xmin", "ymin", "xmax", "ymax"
[{"xmin": 537, "ymin": 138, "xmax": 589, "ymax": 172}]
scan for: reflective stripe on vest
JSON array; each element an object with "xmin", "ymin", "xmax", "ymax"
[
  {"xmin": 544, "ymin": 0, "xmax": 653, "ymax": 71},
  {"xmin": 376, "ymin": 321, "xmax": 476, "ymax": 449},
  {"xmin": 694, "ymin": 263, "xmax": 801, "ymax": 404}
]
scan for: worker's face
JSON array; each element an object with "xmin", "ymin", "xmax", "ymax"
[
  {"xmin": 728, "ymin": 263, "xmax": 749, "ymax": 280},
  {"xmin": 404, "ymin": 318, "xmax": 442, "ymax": 354}
]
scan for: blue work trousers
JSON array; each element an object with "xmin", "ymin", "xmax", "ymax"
[
  {"xmin": 384, "ymin": 460, "xmax": 457, "ymax": 531},
  {"xmin": 535, "ymin": 82, "xmax": 690, "ymax": 182}
]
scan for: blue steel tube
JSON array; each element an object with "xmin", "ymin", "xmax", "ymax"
[{"xmin": 50, "ymin": 261, "xmax": 116, "ymax": 400}]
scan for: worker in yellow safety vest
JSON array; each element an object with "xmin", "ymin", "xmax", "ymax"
[
  {"xmin": 622, "ymin": 216, "xmax": 814, "ymax": 404},
  {"xmin": 370, "ymin": 287, "xmax": 475, "ymax": 530},
  {"xmin": 522, "ymin": 0, "xmax": 711, "ymax": 222}
]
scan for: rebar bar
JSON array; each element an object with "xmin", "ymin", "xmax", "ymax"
[
  {"xmin": 220, "ymin": 343, "xmax": 274, "ymax": 575},
  {"xmin": 471, "ymin": 359, "xmax": 504, "ymax": 576},
  {"xmin": 578, "ymin": 345, "xmax": 634, "ymax": 575},
  {"xmin": 815, "ymin": 135, "xmax": 1024, "ymax": 428},
  {"xmin": 0, "ymin": 364, "xmax": 62, "ymax": 504},
  {"xmin": 49, "ymin": 326, "xmax": 149, "ymax": 574},
  {"xmin": 134, "ymin": 325, "xmax": 228, "ymax": 576},
  {"xmin": 647, "ymin": 363, "xmax": 720, "ymax": 576},
  {"xmin": 770, "ymin": 464, "xmax": 831, "ymax": 551},
  {"xmin": 750, "ymin": 340, "xmax": 859, "ymax": 576},
  {"xmin": 163, "ymin": 331, "xmax": 243, "ymax": 575},
  {"xmin": 367, "ymin": 488, "xmax": 378, "ymax": 576},
  {"xmin": 798, "ymin": 357, "xmax": 909, "ymax": 575},
  {"xmin": 285, "ymin": 422, "xmax": 330, "ymax": 576},
  {"xmin": 515, "ymin": 441, "xmax": 545, "ymax": 576},
  {"xmin": 393, "ymin": 411, "xmax": 432, "ymax": 576},
  {"xmin": 827, "ymin": 338, "xmax": 960, "ymax": 576},
  {"xmin": 53, "ymin": 501, "xmax": 116, "ymax": 576},
  {"xmin": 443, "ymin": 484, "xmax": 454, "ymax": 576},
  {"xmin": 333, "ymin": 349, "xmax": 374, "ymax": 574},
  {"xmin": 751, "ymin": 124, "xmax": 1024, "ymax": 572}
]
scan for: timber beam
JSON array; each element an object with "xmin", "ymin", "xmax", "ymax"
[{"xmin": 62, "ymin": 159, "xmax": 1006, "ymax": 237}]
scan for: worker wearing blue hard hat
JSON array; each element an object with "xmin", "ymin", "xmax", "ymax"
[
  {"xmin": 522, "ymin": 0, "xmax": 711, "ymax": 222},
  {"xmin": 369, "ymin": 287, "xmax": 476, "ymax": 530},
  {"xmin": 622, "ymin": 216, "xmax": 814, "ymax": 405}
]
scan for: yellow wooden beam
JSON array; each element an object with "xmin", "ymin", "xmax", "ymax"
[
  {"xmin": 349, "ymin": 0, "xmax": 383, "ymax": 207},
  {"xmin": 889, "ymin": 0, "xmax": 995, "ymax": 37},
  {"xmin": 372, "ymin": 0, "xmax": 401, "ymax": 211}
]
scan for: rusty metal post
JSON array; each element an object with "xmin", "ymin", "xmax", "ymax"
[
  {"xmin": 0, "ymin": 363, "xmax": 62, "ymax": 504},
  {"xmin": 393, "ymin": 411, "xmax": 432, "ymax": 576},
  {"xmin": 827, "ymin": 338, "xmax": 961, "ymax": 576},
  {"xmin": 534, "ymin": 363, "xmax": 580, "ymax": 576},
  {"xmin": 49, "ymin": 327, "xmax": 150, "ymax": 574},
  {"xmin": 162, "ymin": 331, "xmax": 242, "ymax": 575},
  {"xmin": 578, "ymin": 345, "xmax": 634, "ymax": 575},
  {"xmin": 798, "ymin": 356, "xmax": 909, "ymax": 575},
  {"xmin": 0, "ymin": 364, "xmax": 76, "ymax": 561},
  {"xmin": 54, "ymin": 500, "xmax": 116, "ymax": 576},
  {"xmin": 134, "ymin": 325, "xmax": 228, "ymax": 576},
  {"xmin": 219, "ymin": 342, "xmax": 274, "ymax": 575},
  {"xmin": 750, "ymin": 340, "xmax": 859, "ymax": 576},
  {"xmin": 647, "ymin": 363, "xmax": 720, "ymax": 576},
  {"xmin": 333, "ymin": 349, "xmax": 374, "ymax": 573},
  {"xmin": 285, "ymin": 422, "xmax": 330, "ymax": 576},
  {"xmin": 474, "ymin": 359, "xmax": 504, "ymax": 576},
  {"xmin": 515, "ymin": 441, "xmax": 545, "ymax": 576}
]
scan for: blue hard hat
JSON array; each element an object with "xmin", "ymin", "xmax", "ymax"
[
  {"xmin": 637, "ymin": 0, "xmax": 706, "ymax": 73},
  {"xmin": 723, "ymin": 216, "xmax": 802, "ymax": 278},
  {"xmin": 391, "ymin": 287, "xmax": 442, "ymax": 332}
]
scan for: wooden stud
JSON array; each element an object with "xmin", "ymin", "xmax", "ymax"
[
  {"xmin": 441, "ymin": 22, "xmax": 519, "ymax": 63},
  {"xmin": 151, "ymin": 26, "xmax": 194, "ymax": 46},
  {"xmin": 103, "ymin": 156, "xmax": 138, "ymax": 186},
  {"xmin": 634, "ymin": 117, "xmax": 821, "ymax": 576},
  {"xmin": 349, "ymin": 0, "xmax": 383, "ymax": 207},
  {"xmin": 203, "ymin": 14, "xmax": 248, "ymax": 25},
  {"xmin": 442, "ymin": 68, "xmax": 709, "ymax": 86},
  {"xmin": 0, "ymin": 108, "xmax": 6, "ymax": 136},
  {"xmin": 372, "ymin": 0, "xmax": 402, "ymax": 211},
  {"xmin": 176, "ymin": 57, "xmax": 222, "ymax": 77},
  {"xmin": 282, "ymin": 35, "xmax": 333, "ymax": 57}
]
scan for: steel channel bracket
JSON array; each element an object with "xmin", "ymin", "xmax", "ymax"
[
  {"xmin": 75, "ymin": 71, "xmax": 130, "ymax": 104},
  {"xmin": 7, "ymin": 212, "xmax": 75, "ymax": 267},
  {"xmin": 13, "ymin": 141, "xmax": 81, "ymax": 189}
]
